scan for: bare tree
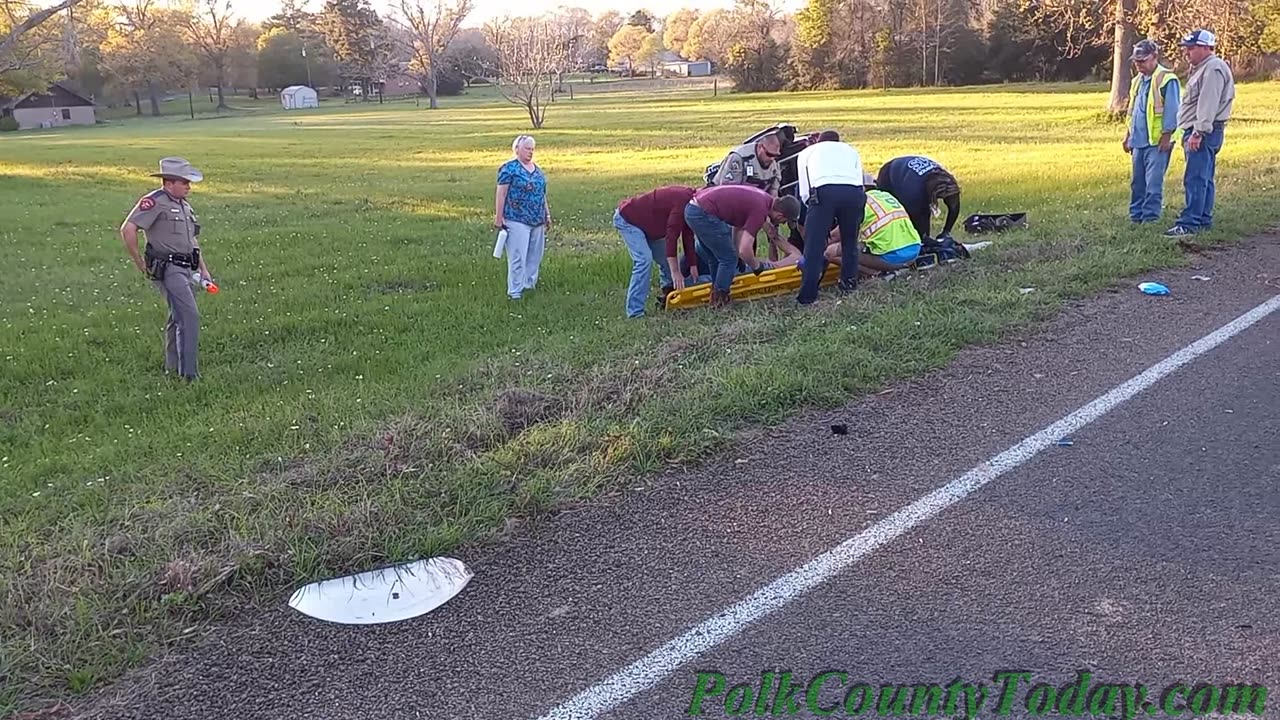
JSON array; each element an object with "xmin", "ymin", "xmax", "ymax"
[
  {"xmin": 1032, "ymin": 0, "xmax": 1257, "ymax": 88},
  {"xmin": 550, "ymin": 6, "xmax": 592, "ymax": 71},
  {"xmin": 100, "ymin": 5, "xmax": 196, "ymax": 114},
  {"xmin": 584, "ymin": 9, "xmax": 621, "ymax": 66},
  {"xmin": 1021, "ymin": 0, "xmax": 1133, "ymax": 114},
  {"xmin": 735, "ymin": 0, "xmax": 784, "ymax": 46},
  {"xmin": 1106, "ymin": 0, "xmax": 1136, "ymax": 114},
  {"xmin": 483, "ymin": 14, "xmax": 567, "ymax": 128},
  {"xmin": 1, "ymin": 0, "xmax": 85, "ymax": 75},
  {"xmin": 394, "ymin": 0, "xmax": 471, "ymax": 109},
  {"xmin": 1138, "ymin": 0, "xmax": 1262, "ymax": 65},
  {"xmin": 179, "ymin": 0, "xmax": 244, "ymax": 110},
  {"xmin": 443, "ymin": 26, "xmax": 495, "ymax": 85},
  {"xmin": 905, "ymin": 0, "xmax": 966, "ymax": 86},
  {"xmin": 685, "ymin": 8, "xmax": 744, "ymax": 65},
  {"xmin": 919, "ymin": 0, "xmax": 927, "ymax": 83},
  {"xmin": 97, "ymin": 0, "xmax": 170, "ymax": 114}
]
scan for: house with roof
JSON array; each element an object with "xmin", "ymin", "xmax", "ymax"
[
  {"xmin": 659, "ymin": 51, "xmax": 712, "ymax": 78},
  {"xmin": 380, "ymin": 64, "xmax": 422, "ymax": 97},
  {"xmin": 0, "ymin": 81, "xmax": 96, "ymax": 130}
]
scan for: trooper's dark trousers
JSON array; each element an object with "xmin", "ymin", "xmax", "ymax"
[{"xmin": 798, "ymin": 183, "xmax": 866, "ymax": 304}]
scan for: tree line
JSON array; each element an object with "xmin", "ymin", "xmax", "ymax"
[
  {"xmin": 0, "ymin": 0, "xmax": 484, "ymax": 112},
  {"xmin": 660, "ymin": 0, "xmax": 1275, "ymax": 108},
  {"xmin": 3, "ymin": 0, "xmax": 1278, "ymax": 124}
]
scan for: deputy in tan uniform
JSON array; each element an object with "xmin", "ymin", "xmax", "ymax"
[
  {"xmin": 119, "ymin": 157, "xmax": 212, "ymax": 381},
  {"xmin": 709, "ymin": 133, "xmax": 783, "ymax": 195},
  {"xmin": 707, "ymin": 132, "xmax": 797, "ymax": 261}
]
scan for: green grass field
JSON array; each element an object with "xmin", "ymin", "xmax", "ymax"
[{"xmin": 2, "ymin": 80, "xmax": 1280, "ymax": 714}]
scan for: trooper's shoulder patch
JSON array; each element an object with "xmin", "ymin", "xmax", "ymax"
[{"xmin": 138, "ymin": 197, "xmax": 155, "ymax": 211}]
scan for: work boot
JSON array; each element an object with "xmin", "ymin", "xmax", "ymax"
[
  {"xmin": 657, "ymin": 285, "xmax": 674, "ymax": 309},
  {"xmin": 710, "ymin": 289, "xmax": 731, "ymax": 308}
]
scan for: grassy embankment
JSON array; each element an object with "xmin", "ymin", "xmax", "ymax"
[{"xmin": 2, "ymin": 80, "xmax": 1279, "ymax": 714}]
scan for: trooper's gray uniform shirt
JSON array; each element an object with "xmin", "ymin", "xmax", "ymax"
[
  {"xmin": 710, "ymin": 142, "xmax": 781, "ymax": 195},
  {"xmin": 127, "ymin": 189, "xmax": 202, "ymax": 377}
]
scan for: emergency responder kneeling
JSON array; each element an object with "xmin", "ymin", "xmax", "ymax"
[
  {"xmin": 822, "ymin": 179, "xmax": 923, "ymax": 275},
  {"xmin": 119, "ymin": 157, "xmax": 214, "ymax": 382}
]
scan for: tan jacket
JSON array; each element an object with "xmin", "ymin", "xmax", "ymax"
[{"xmin": 1176, "ymin": 54, "xmax": 1234, "ymax": 133}]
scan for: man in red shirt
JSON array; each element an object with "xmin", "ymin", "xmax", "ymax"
[
  {"xmin": 684, "ymin": 184, "xmax": 802, "ymax": 306},
  {"xmin": 615, "ymin": 185, "xmax": 698, "ymax": 317}
]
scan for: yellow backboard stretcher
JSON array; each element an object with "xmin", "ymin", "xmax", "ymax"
[
  {"xmin": 664, "ymin": 264, "xmax": 840, "ymax": 310},
  {"xmin": 662, "ymin": 241, "xmax": 991, "ymax": 311}
]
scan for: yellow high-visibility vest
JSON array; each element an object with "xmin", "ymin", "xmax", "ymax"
[
  {"xmin": 861, "ymin": 190, "xmax": 920, "ymax": 255},
  {"xmin": 1129, "ymin": 65, "xmax": 1178, "ymax": 145}
]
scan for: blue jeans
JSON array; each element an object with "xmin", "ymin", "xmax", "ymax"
[
  {"xmin": 679, "ymin": 249, "xmax": 718, "ymax": 285},
  {"xmin": 691, "ymin": 239, "xmax": 746, "ymax": 283},
  {"xmin": 684, "ymin": 203, "xmax": 738, "ymax": 293},
  {"xmin": 614, "ymin": 209, "xmax": 671, "ymax": 317},
  {"xmin": 1175, "ymin": 123, "xmax": 1225, "ymax": 231},
  {"xmin": 1129, "ymin": 145, "xmax": 1172, "ymax": 223}
]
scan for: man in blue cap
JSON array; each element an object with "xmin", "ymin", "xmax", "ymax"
[
  {"xmin": 1123, "ymin": 39, "xmax": 1180, "ymax": 225},
  {"xmin": 1165, "ymin": 29, "xmax": 1235, "ymax": 238}
]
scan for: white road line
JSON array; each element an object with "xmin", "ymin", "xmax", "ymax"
[{"xmin": 536, "ymin": 293, "xmax": 1280, "ymax": 720}]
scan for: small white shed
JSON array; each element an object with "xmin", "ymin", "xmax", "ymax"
[{"xmin": 280, "ymin": 85, "xmax": 319, "ymax": 110}]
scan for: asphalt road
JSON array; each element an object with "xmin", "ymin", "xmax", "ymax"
[{"xmin": 73, "ymin": 236, "xmax": 1280, "ymax": 720}]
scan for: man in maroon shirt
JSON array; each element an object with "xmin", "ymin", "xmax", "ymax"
[
  {"xmin": 615, "ymin": 185, "xmax": 699, "ymax": 317},
  {"xmin": 684, "ymin": 184, "xmax": 801, "ymax": 306}
]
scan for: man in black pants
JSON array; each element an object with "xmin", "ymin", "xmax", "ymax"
[
  {"xmin": 875, "ymin": 155, "xmax": 961, "ymax": 246},
  {"xmin": 795, "ymin": 130, "xmax": 867, "ymax": 304}
]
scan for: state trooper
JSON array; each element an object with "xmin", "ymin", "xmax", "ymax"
[
  {"xmin": 708, "ymin": 132, "xmax": 783, "ymax": 195},
  {"xmin": 707, "ymin": 132, "xmax": 795, "ymax": 262},
  {"xmin": 119, "ymin": 157, "xmax": 212, "ymax": 381}
]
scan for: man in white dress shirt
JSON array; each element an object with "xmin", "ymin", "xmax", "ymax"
[{"xmin": 794, "ymin": 129, "xmax": 866, "ymax": 304}]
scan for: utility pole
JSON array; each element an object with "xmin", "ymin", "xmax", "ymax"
[{"xmin": 303, "ymin": 45, "xmax": 313, "ymax": 87}]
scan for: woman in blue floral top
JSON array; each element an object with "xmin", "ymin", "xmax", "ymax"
[{"xmin": 494, "ymin": 135, "xmax": 551, "ymax": 300}]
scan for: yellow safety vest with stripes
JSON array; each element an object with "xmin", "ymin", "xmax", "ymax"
[
  {"xmin": 1128, "ymin": 65, "xmax": 1178, "ymax": 146},
  {"xmin": 861, "ymin": 190, "xmax": 921, "ymax": 255}
]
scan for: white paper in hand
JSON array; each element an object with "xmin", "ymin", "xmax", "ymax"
[{"xmin": 493, "ymin": 228, "xmax": 508, "ymax": 259}]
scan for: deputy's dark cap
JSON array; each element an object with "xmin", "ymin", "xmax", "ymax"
[{"xmin": 1131, "ymin": 39, "xmax": 1159, "ymax": 60}]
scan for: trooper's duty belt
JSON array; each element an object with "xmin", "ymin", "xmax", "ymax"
[
  {"xmin": 145, "ymin": 247, "xmax": 200, "ymax": 268},
  {"xmin": 144, "ymin": 247, "xmax": 200, "ymax": 280}
]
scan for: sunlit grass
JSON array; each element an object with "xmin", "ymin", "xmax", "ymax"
[{"xmin": 2, "ymin": 80, "xmax": 1279, "ymax": 715}]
